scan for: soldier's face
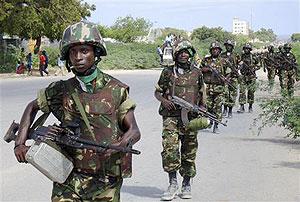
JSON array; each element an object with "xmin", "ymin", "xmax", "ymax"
[
  {"xmin": 176, "ymin": 50, "xmax": 190, "ymax": 64},
  {"xmin": 69, "ymin": 44, "xmax": 95, "ymax": 73},
  {"xmin": 225, "ymin": 44, "xmax": 233, "ymax": 52},
  {"xmin": 243, "ymin": 48, "xmax": 251, "ymax": 54},
  {"xmin": 211, "ymin": 48, "xmax": 221, "ymax": 57}
]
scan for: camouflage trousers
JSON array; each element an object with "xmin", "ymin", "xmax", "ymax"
[
  {"xmin": 239, "ymin": 78, "xmax": 257, "ymax": 105},
  {"xmin": 161, "ymin": 116, "xmax": 198, "ymax": 178},
  {"xmin": 52, "ymin": 172, "xmax": 122, "ymax": 202},
  {"xmin": 206, "ymin": 84, "xmax": 225, "ymax": 120},
  {"xmin": 266, "ymin": 67, "xmax": 276, "ymax": 89},
  {"xmin": 280, "ymin": 70, "xmax": 296, "ymax": 96},
  {"xmin": 223, "ymin": 79, "xmax": 238, "ymax": 108}
]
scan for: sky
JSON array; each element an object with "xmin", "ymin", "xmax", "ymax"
[{"xmin": 84, "ymin": 0, "xmax": 300, "ymax": 36}]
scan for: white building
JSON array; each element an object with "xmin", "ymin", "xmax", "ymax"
[{"xmin": 232, "ymin": 17, "xmax": 249, "ymax": 35}]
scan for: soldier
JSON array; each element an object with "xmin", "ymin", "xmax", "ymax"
[
  {"xmin": 262, "ymin": 45, "xmax": 277, "ymax": 90},
  {"xmin": 201, "ymin": 41, "xmax": 230, "ymax": 132},
  {"xmin": 220, "ymin": 39, "xmax": 239, "ymax": 118},
  {"xmin": 154, "ymin": 40, "xmax": 206, "ymax": 200},
  {"xmin": 14, "ymin": 21, "xmax": 141, "ymax": 202},
  {"xmin": 278, "ymin": 43, "xmax": 299, "ymax": 96},
  {"xmin": 237, "ymin": 43, "xmax": 260, "ymax": 113}
]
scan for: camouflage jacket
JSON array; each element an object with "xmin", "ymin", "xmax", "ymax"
[
  {"xmin": 262, "ymin": 51, "xmax": 278, "ymax": 69},
  {"xmin": 239, "ymin": 53, "xmax": 259, "ymax": 78},
  {"xmin": 220, "ymin": 51, "xmax": 239, "ymax": 78},
  {"xmin": 278, "ymin": 52, "xmax": 298, "ymax": 71},
  {"xmin": 156, "ymin": 65, "xmax": 204, "ymax": 117},
  {"xmin": 200, "ymin": 56, "xmax": 230, "ymax": 84},
  {"xmin": 37, "ymin": 69, "xmax": 136, "ymax": 177}
]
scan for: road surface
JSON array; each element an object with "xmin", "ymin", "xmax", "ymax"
[{"xmin": 0, "ymin": 70, "xmax": 299, "ymax": 201}]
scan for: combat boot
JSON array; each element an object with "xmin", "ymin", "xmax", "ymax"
[
  {"xmin": 228, "ymin": 107, "xmax": 233, "ymax": 118},
  {"xmin": 249, "ymin": 103, "xmax": 253, "ymax": 113},
  {"xmin": 222, "ymin": 105, "xmax": 228, "ymax": 116},
  {"xmin": 180, "ymin": 176, "xmax": 192, "ymax": 199},
  {"xmin": 161, "ymin": 172, "xmax": 179, "ymax": 201},
  {"xmin": 237, "ymin": 104, "xmax": 245, "ymax": 113},
  {"xmin": 212, "ymin": 123, "xmax": 219, "ymax": 133}
]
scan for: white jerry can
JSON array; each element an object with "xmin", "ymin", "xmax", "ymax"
[{"xmin": 25, "ymin": 140, "xmax": 74, "ymax": 183}]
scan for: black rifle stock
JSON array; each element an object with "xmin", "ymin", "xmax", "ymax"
[
  {"xmin": 4, "ymin": 121, "xmax": 141, "ymax": 155},
  {"xmin": 171, "ymin": 96, "xmax": 227, "ymax": 126}
]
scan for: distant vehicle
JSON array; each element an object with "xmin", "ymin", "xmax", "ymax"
[{"xmin": 162, "ymin": 46, "xmax": 174, "ymax": 66}]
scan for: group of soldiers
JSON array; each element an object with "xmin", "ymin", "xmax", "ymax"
[
  {"xmin": 154, "ymin": 39, "xmax": 298, "ymax": 201},
  {"xmin": 11, "ymin": 20, "xmax": 299, "ymax": 202},
  {"xmin": 192, "ymin": 40, "xmax": 298, "ymax": 133},
  {"xmin": 259, "ymin": 43, "xmax": 299, "ymax": 96}
]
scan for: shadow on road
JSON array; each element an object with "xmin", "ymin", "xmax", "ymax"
[
  {"xmin": 274, "ymin": 161, "xmax": 300, "ymax": 169},
  {"xmin": 239, "ymin": 137, "xmax": 300, "ymax": 148},
  {"xmin": 122, "ymin": 185, "xmax": 163, "ymax": 198}
]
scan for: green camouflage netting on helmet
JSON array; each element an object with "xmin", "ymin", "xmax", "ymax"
[
  {"xmin": 60, "ymin": 21, "xmax": 107, "ymax": 60},
  {"xmin": 173, "ymin": 40, "xmax": 196, "ymax": 58}
]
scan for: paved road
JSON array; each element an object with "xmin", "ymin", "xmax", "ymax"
[{"xmin": 0, "ymin": 70, "xmax": 299, "ymax": 201}]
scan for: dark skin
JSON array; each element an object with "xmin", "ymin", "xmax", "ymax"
[
  {"xmin": 14, "ymin": 43, "xmax": 141, "ymax": 163},
  {"xmin": 154, "ymin": 50, "xmax": 191, "ymax": 110},
  {"xmin": 69, "ymin": 44, "xmax": 95, "ymax": 75},
  {"xmin": 225, "ymin": 44, "xmax": 233, "ymax": 53}
]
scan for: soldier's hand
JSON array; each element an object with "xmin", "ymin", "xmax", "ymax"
[
  {"xmin": 14, "ymin": 144, "xmax": 30, "ymax": 163},
  {"xmin": 161, "ymin": 99, "xmax": 176, "ymax": 111}
]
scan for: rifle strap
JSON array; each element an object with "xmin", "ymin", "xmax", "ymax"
[{"xmin": 65, "ymin": 80, "xmax": 96, "ymax": 140}]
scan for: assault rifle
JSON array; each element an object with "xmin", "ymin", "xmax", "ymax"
[
  {"xmin": 171, "ymin": 96, "xmax": 227, "ymax": 126},
  {"xmin": 4, "ymin": 121, "xmax": 141, "ymax": 155},
  {"xmin": 238, "ymin": 61, "xmax": 259, "ymax": 77},
  {"xmin": 206, "ymin": 63, "xmax": 237, "ymax": 90}
]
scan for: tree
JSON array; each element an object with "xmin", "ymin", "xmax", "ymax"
[
  {"xmin": 109, "ymin": 15, "xmax": 152, "ymax": 43},
  {"xmin": 191, "ymin": 26, "xmax": 234, "ymax": 43},
  {"xmin": 0, "ymin": 0, "xmax": 95, "ymax": 52},
  {"xmin": 253, "ymin": 28, "xmax": 276, "ymax": 42},
  {"xmin": 291, "ymin": 33, "xmax": 300, "ymax": 42}
]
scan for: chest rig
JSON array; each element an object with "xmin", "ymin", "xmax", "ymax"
[{"xmin": 61, "ymin": 77, "xmax": 130, "ymax": 177}]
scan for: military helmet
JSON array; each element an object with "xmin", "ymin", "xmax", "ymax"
[
  {"xmin": 173, "ymin": 40, "xmax": 196, "ymax": 58},
  {"xmin": 60, "ymin": 21, "xmax": 107, "ymax": 61},
  {"xmin": 224, "ymin": 39, "xmax": 234, "ymax": 47},
  {"xmin": 267, "ymin": 45, "xmax": 274, "ymax": 51},
  {"xmin": 210, "ymin": 41, "xmax": 222, "ymax": 51},
  {"xmin": 243, "ymin": 43, "xmax": 252, "ymax": 51},
  {"xmin": 283, "ymin": 43, "xmax": 292, "ymax": 50}
]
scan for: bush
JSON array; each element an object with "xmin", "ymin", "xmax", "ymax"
[
  {"xmin": 0, "ymin": 44, "xmax": 19, "ymax": 73},
  {"xmin": 255, "ymin": 97, "xmax": 300, "ymax": 138},
  {"xmin": 100, "ymin": 42, "xmax": 160, "ymax": 69}
]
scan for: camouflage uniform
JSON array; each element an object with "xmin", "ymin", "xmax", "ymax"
[
  {"xmin": 277, "ymin": 43, "xmax": 299, "ymax": 96},
  {"xmin": 37, "ymin": 22, "xmax": 136, "ymax": 202},
  {"xmin": 201, "ymin": 42, "xmax": 229, "ymax": 124},
  {"xmin": 155, "ymin": 41, "xmax": 204, "ymax": 178},
  {"xmin": 220, "ymin": 40, "xmax": 239, "ymax": 116},
  {"xmin": 238, "ymin": 44, "xmax": 259, "ymax": 111},
  {"xmin": 262, "ymin": 46, "xmax": 277, "ymax": 89}
]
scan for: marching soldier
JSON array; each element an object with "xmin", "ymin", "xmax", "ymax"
[
  {"xmin": 262, "ymin": 45, "xmax": 277, "ymax": 90},
  {"xmin": 220, "ymin": 39, "xmax": 239, "ymax": 118},
  {"xmin": 155, "ymin": 40, "xmax": 207, "ymax": 200},
  {"xmin": 201, "ymin": 41, "xmax": 230, "ymax": 132},
  {"xmin": 237, "ymin": 43, "xmax": 260, "ymax": 113},
  {"xmin": 278, "ymin": 43, "xmax": 299, "ymax": 96}
]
